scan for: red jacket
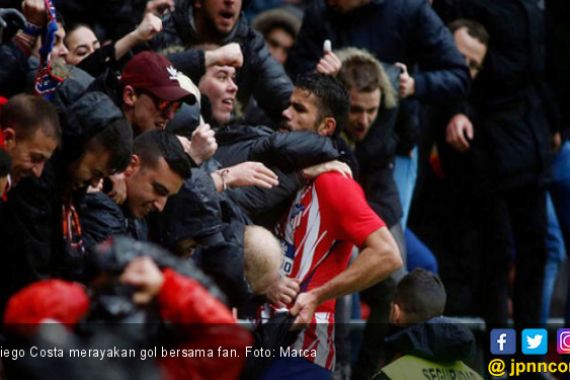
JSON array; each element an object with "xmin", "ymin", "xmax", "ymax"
[
  {"xmin": 157, "ymin": 269, "xmax": 252, "ymax": 380},
  {"xmin": 4, "ymin": 269, "xmax": 252, "ymax": 380}
]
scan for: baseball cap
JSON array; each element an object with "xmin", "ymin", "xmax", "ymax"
[{"xmin": 120, "ymin": 51, "xmax": 197, "ymax": 105}]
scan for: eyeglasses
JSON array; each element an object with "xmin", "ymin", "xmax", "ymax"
[{"xmin": 137, "ymin": 90, "xmax": 182, "ymax": 115}]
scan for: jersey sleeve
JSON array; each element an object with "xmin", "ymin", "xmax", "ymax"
[{"xmin": 315, "ymin": 173, "xmax": 385, "ymax": 247}]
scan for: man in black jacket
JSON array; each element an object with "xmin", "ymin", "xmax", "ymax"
[
  {"xmin": 412, "ymin": 18, "xmax": 490, "ymax": 319},
  {"xmin": 431, "ymin": 0, "xmax": 555, "ymax": 332},
  {"xmin": 152, "ymin": 0, "xmax": 293, "ymax": 126}
]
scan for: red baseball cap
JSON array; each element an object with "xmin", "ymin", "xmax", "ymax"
[{"xmin": 120, "ymin": 51, "xmax": 197, "ymax": 104}]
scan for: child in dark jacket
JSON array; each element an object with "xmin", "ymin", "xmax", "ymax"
[{"xmin": 373, "ymin": 269, "xmax": 483, "ymax": 380}]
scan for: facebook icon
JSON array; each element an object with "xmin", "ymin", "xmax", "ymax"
[{"xmin": 491, "ymin": 329, "xmax": 516, "ymax": 355}]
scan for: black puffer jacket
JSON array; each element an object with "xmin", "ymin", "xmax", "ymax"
[
  {"xmin": 151, "ymin": 0, "xmax": 292, "ymax": 124},
  {"xmin": 149, "ymin": 168, "xmax": 250, "ymax": 307},
  {"xmin": 214, "ymin": 124, "xmax": 341, "ymax": 227},
  {"xmin": 152, "ymin": 168, "xmax": 226, "ymax": 250},
  {"xmin": 78, "ymin": 192, "xmax": 148, "ymax": 249},
  {"xmin": 79, "ymin": 192, "xmax": 129, "ymax": 251},
  {"xmin": 215, "ymin": 124, "xmax": 340, "ymax": 171}
]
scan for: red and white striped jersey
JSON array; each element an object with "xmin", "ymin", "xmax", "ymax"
[{"xmin": 273, "ymin": 172, "xmax": 385, "ymax": 370}]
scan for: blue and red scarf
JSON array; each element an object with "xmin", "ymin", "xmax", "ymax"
[{"xmin": 33, "ymin": 0, "xmax": 64, "ymax": 99}]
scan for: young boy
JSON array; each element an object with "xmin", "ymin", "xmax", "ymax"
[{"xmin": 374, "ymin": 269, "xmax": 483, "ymax": 380}]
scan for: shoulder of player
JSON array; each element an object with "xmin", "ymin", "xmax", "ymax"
[
  {"xmin": 314, "ymin": 172, "xmax": 357, "ymax": 189},
  {"xmin": 313, "ymin": 173, "xmax": 364, "ymax": 202}
]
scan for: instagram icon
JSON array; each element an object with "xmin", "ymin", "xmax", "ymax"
[{"xmin": 557, "ymin": 329, "xmax": 570, "ymax": 354}]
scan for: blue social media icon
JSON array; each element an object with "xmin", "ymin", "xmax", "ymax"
[
  {"xmin": 522, "ymin": 329, "xmax": 548, "ymax": 355},
  {"xmin": 490, "ymin": 329, "xmax": 516, "ymax": 355}
]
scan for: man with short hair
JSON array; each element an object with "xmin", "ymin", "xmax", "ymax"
[
  {"xmin": 80, "ymin": 129, "xmax": 192, "ymax": 246},
  {"xmin": 449, "ymin": 19, "xmax": 489, "ymax": 81},
  {"xmin": 125, "ymin": 130, "xmax": 192, "ymax": 218},
  {"xmin": 262, "ymin": 73, "xmax": 402, "ymax": 378},
  {"xmin": 418, "ymin": 17, "xmax": 491, "ymax": 320},
  {"xmin": 390, "ymin": 269, "xmax": 447, "ymax": 325},
  {"xmin": 288, "ymin": 9, "xmax": 470, "ymax": 329},
  {"xmin": 433, "ymin": 0, "xmax": 554, "ymax": 332},
  {"xmin": 444, "ymin": 19, "xmax": 489, "ymax": 152},
  {"xmin": 0, "ymin": 94, "xmax": 61, "ymax": 189}
]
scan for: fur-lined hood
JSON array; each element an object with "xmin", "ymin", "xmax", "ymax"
[{"xmin": 335, "ymin": 47, "xmax": 398, "ymax": 109}]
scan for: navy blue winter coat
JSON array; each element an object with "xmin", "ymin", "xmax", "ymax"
[{"xmin": 287, "ymin": 0, "xmax": 470, "ymax": 104}]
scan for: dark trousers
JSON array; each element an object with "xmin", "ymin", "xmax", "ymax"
[
  {"xmin": 478, "ymin": 184, "xmax": 547, "ymax": 327},
  {"xmin": 412, "ymin": 177, "xmax": 547, "ymax": 327}
]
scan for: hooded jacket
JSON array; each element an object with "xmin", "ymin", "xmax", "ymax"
[
  {"xmin": 373, "ymin": 317, "xmax": 483, "ymax": 380},
  {"xmin": 0, "ymin": 83, "xmax": 131, "ymax": 314},
  {"xmin": 151, "ymin": 0, "xmax": 293, "ymax": 124}
]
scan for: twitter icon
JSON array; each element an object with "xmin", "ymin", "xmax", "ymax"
[{"xmin": 522, "ymin": 329, "xmax": 548, "ymax": 355}]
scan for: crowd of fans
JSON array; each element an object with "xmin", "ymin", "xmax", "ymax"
[{"xmin": 0, "ymin": 0, "xmax": 568, "ymax": 379}]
